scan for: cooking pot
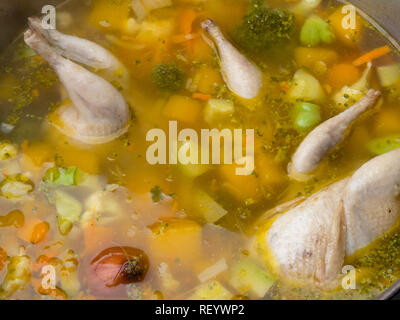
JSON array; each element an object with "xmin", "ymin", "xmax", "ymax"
[{"xmin": 0, "ymin": 0, "xmax": 399, "ymax": 300}]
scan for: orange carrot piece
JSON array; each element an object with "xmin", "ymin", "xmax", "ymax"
[
  {"xmin": 192, "ymin": 92, "xmax": 211, "ymax": 101},
  {"xmin": 353, "ymin": 45, "xmax": 391, "ymax": 66},
  {"xmin": 180, "ymin": 9, "xmax": 197, "ymax": 35},
  {"xmin": 31, "ymin": 222, "xmax": 50, "ymax": 244},
  {"xmin": 171, "ymin": 34, "xmax": 189, "ymax": 44},
  {"xmin": 31, "ymin": 278, "xmax": 68, "ymax": 300},
  {"xmin": 327, "ymin": 63, "xmax": 360, "ymax": 88},
  {"xmin": 18, "ymin": 218, "xmax": 49, "ymax": 244},
  {"xmin": 0, "ymin": 247, "xmax": 7, "ymax": 272}
]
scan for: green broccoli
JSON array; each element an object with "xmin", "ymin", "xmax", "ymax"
[
  {"xmin": 152, "ymin": 63, "xmax": 185, "ymax": 91},
  {"xmin": 300, "ymin": 16, "xmax": 335, "ymax": 46},
  {"xmin": 233, "ymin": 0, "xmax": 295, "ymax": 50}
]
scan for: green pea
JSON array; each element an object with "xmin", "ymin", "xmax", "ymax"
[
  {"xmin": 366, "ymin": 134, "xmax": 400, "ymax": 155},
  {"xmin": 293, "ymin": 102, "xmax": 321, "ymax": 132}
]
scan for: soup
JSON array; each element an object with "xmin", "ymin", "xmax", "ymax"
[{"xmin": 0, "ymin": 0, "xmax": 400, "ymax": 300}]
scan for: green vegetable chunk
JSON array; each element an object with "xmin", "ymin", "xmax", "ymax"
[
  {"xmin": 300, "ymin": 16, "xmax": 335, "ymax": 46},
  {"xmin": 152, "ymin": 63, "xmax": 184, "ymax": 91},
  {"xmin": 229, "ymin": 258, "xmax": 275, "ymax": 299},
  {"xmin": 293, "ymin": 102, "xmax": 321, "ymax": 131},
  {"xmin": 366, "ymin": 134, "xmax": 400, "ymax": 155},
  {"xmin": 194, "ymin": 190, "xmax": 228, "ymax": 223},
  {"xmin": 54, "ymin": 190, "xmax": 82, "ymax": 235},
  {"xmin": 233, "ymin": 0, "xmax": 294, "ymax": 50},
  {"xmin": 43, "ymin": 166, "xmax": 79, "ymax": 186}
]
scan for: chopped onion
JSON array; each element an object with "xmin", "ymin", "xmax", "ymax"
[
  {"xmin": 132, "ymin": 0, "xmax": 147, "ymax": 22},
  {"xmin": 197, "ymin": 258, "xmax": 228, "ymax": 283}
]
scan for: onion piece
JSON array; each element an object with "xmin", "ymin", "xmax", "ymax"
[
  {"xmin": 197, "ymin": 258, "xmax": 228, "ymax": 283},
  {"xmin": 132, "ymin": 0, "xmax": 147, "ymax": 22}
]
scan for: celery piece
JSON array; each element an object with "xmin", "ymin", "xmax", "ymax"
[
  {"xmin": 366, "ymin": 134, "xmax": 400, "ymax": 155},
  {"xmin": 194, "ymin": 190, "xmax": 228, "ymax": 223},
  {"xmin": 300, "ymin": 16, "xmax": 335, "ymax": 46},
  {"xmin": 293, "ymin": 102, "xmax": 321, "ymax": 131},
  {"xmin": 229, "ymin": 258, "xmax": 275, "ymax": 299}
]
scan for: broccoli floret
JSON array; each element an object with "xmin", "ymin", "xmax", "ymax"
[
  {"xmin": 152, "ymin": 63, "xmax": 185, "ymax": 91},
  {"xmin": 233, "ymin": 0, "xmax": 295, "ymax": 50},
  {"xmin": 300, "ymin": 16, "xmax": 335, "ymax": 46}
]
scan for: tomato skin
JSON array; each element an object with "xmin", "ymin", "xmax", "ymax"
[{"xmin": 87, "ymin": 246, "xmax": 149, "ymax": 297}]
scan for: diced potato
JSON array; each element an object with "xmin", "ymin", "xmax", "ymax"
[
  {"xmin": 178, "ymin": 140, "xmax": 211, "ymax": 178},
  {"xmin": 294, "ymin": 47, "xmax": 338, "ymax": 70},
  {"xmin": 163, "ymin": 95, "xmax": 203, "ymax": 124},
  {"xmin": 148, "ymin": 218, "xmax": 202, "ymax": 264},
  {"xmin": 188, "ymin": 280, "xmax": 232, "ymax": 300},
  {"xmin": 191, "ymin": 66, "xmax": 223, "ymax": 95},
  {"xmin": 54, "ymin": 190, "xmax": 82, "ymax": 224},
  {"xmin": 377, "ymin": 64, "xmax": 400, "ymax": 87},
  {"xmin": 136, "ymin": 20, "xmax": 175, "ymax": 43},
  {"xmin": 194, "ymin": 190, "xmax": 228, "ymax": 223},
  {"xmin": 289, "ymin": 69, "xmax": 326, "ymax": 103},
  {"xmin": 219, "ymin": 162, "xmax": 262, "ymax": 201},
  {"xmin": 290, "ymin": 0, "xmax": 322, "ymax": 17},
  {"xmin": 203, "ymin": 99, "xmax": 234, "ymax": 125}
]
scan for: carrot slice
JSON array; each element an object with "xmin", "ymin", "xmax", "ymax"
[
  {"xmin": 192, "ymin": 92, "xmax": 211, "ymax": 101},
  {"xmin": 353, "ymin": 45, "xmax": 391, "ymax": 66},
  {"xmin": 18, "ymin": 218, "xmax": 49, "ymax": 244},
  {"xmin": 0, "ymin": 247, "xmax": 7, "ymax": 272},
  {"xmin": 180, "ymin": 9, "xmax": 197, "ymax": 35},
  {"xmin": 31, "ymin": 222, "xmax": 50, "ymax": 244},
  {"xmin": 327, "ymin": 63, "xmax": 360, "ymax": 88}
]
